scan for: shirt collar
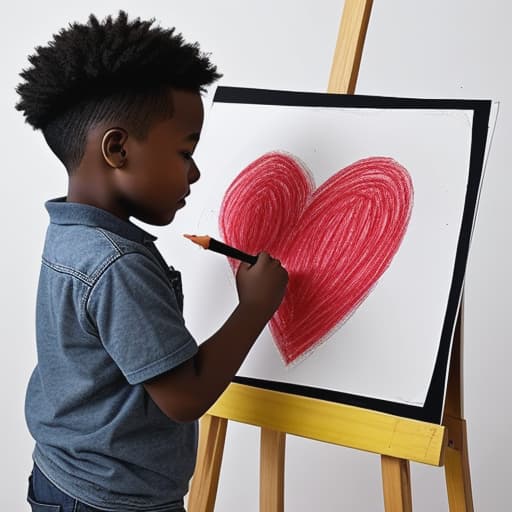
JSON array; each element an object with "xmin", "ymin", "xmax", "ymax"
[{"xmin": 45, "ymin": 197, "xmax": 157, "ymax": 245}]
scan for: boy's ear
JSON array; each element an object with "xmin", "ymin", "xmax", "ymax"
[{"xmin": 101, "ymin": 128, "xmax": 128, "ymax": 168}]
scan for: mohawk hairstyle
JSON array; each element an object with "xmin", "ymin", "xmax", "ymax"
[{"xmin": 15, "ymin": 11, "xmax": 221, "ymax": 172}]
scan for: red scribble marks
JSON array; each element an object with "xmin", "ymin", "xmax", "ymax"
[{"xmin": 219, "ymin": 152, "xmax": 413, "ymax": 365}]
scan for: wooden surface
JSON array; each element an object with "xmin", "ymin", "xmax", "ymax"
[
  {"xmin": 260, "ymin": 428, "xmax": 286, "ymax": 512},
  {"xmin": 209, "ymin": 382, "xmax": 447, "ymax": 466},
  {"xmin": 442, "ymin": 299, "xmax": 474, "ymax": 511},
  {"xmin": 328, "ymin": 0, "xmax": 373, "ymax": 94},
  {"xmin": 444, "ymin": 416, "xmax": 474, "ymax": 512},
  {"xmin": 381, "ymin": 456, "xmax": 413, "ymax": 512},
  {"xmin": 188, "ymin": 415, "xmax": 227, "ymax": 512}
]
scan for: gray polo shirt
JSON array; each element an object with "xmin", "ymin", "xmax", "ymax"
[{"xmin": 25, "ymin": 198, "xmax": 199, "ymax": 511}]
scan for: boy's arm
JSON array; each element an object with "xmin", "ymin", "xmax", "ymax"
[{"xmin": 143, "ymin": 252, "xmax": 288, "ymax": 422}]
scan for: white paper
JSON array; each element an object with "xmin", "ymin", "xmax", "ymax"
[{"xmin": 167, "ymin": 100, "xmax": 474, "ymax": 407}]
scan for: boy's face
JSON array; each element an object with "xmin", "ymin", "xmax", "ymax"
[{"xmin": 103, "ymin": 88, "xmax": 204, "ymax": 226}]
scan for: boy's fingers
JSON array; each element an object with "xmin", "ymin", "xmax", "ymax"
[
  {"xmin": 238, "ymin": 261, "xmax": 252, "ymax": 272},
  {"xmin": 254, "ymin": 252, "xmax": 284, "ymax": 269},
  {"xmin": 256, "ymin": 252, "xmax": 272, "ymax": 263}
]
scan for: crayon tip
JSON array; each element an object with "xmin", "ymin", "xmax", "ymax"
[{"xmin": 183, "ymin": 234, "xmax": 211, "ymax": 249}]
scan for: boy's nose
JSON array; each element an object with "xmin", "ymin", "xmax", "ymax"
[{"xmin": 189, "ymin": 159, "xmax": 200, "ymax": 184}]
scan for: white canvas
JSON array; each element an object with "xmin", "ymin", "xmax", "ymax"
[{"xmin": 167, "ymin": 98, "xmax": 474, "ymax": 407}]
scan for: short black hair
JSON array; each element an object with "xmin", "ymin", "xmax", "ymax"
[{"xmin": 15, "ymin": 11, "xmax": 221, "ymax": 172}]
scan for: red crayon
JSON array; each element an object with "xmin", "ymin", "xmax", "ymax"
[{"xmin": 184, "ymin": 234, "xmax": 258, "ymax": 265}]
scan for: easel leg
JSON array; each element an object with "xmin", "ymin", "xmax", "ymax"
[
  {"xmin": 444, "ymin": 416, "xmax": 474, "ymax": 512},
  {"xmin": 260, "ymin": 428, "xmax": 286, "ymax": 512},
  {"xmin": 381, "ymin": 455, "xmax": 413, "ymax": 512},
  {"xmin": 188, "ymin": 414, "xmax": 228, "ymax": 512}
]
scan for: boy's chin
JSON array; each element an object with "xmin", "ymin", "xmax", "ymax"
[{"xmin": 134, "ymin": 209, "xmax": 177, "ymax": 227}]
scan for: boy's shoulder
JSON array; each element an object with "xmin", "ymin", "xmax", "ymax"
[{"xmin": 42, "ymin": 222, "xmax": 151, "ymax": 285}]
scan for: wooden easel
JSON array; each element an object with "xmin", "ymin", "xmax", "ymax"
[{"xmin": 188, "ymin": 1, "xmax": 474, "ymax": 510}]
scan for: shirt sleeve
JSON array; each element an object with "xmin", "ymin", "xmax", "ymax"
[{"xmin": 86, "ymin": 251, "xmax": 198, "ymax": 385}]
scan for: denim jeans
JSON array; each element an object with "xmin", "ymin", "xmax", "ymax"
[
  {"xmin": 27, "ymin": 464, "xmax": 187, "ymax": 512},
  {"xmin": 27, "ymin": 464, "xmax": 104, "ymax": 511}
]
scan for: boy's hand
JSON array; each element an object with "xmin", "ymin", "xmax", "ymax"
[{"xmin": 235, "ymin": 252, "xmax": 288, "ymax": 319}]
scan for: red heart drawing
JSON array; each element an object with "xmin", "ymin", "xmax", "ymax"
[{"xmin": 219, "ymin": 152, "xmax": 413, "ymax": 365}]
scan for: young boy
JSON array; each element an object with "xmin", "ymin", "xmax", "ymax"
[{"xmin": 16, "ymin": 11, "xmax": 288, "ymax": 512}]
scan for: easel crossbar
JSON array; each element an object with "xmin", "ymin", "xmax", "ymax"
[{"xmin": 208, "ymin": 383, "xmax": 447, "ymax": 466}]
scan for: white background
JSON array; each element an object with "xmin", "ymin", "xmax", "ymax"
[{"xmin": 1, "ymin": 1, "xmax": 509, "ymax": 511}]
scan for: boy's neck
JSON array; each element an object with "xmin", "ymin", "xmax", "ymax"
[{"xmin": 67, "ymin": 173, "xmax": 129, "ymax": 222}]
